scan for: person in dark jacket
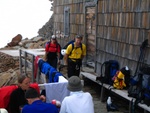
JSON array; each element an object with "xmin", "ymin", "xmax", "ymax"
[
  {"xmin": 22, "ymin": 88, "xmax": 59, "ymax": 113},
  {"xmin": 9, "ymin": 75, "xmax": 45, "ymax": 113},
  {"xmin": 9, "ymin": 75, "xmax": 31, "ymax": 113}
]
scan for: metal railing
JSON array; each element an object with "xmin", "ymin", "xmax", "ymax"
[{"xmin": 19, "ymin": 49, "xmax": 45, "ymax": 82}]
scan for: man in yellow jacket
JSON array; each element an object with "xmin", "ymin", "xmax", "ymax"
[{"xmin": 64, "ymin": 35, "xmax": 86, "ymax": 78}]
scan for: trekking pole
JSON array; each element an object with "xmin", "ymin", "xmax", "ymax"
[{"xmin": 134, "ymin": 39, "xmax": 148, "ymax": 76}]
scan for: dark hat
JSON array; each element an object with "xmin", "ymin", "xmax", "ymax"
[
  {"xmin": 67, "ymin": 76, "xmax": 82, "ymax": 92},
  {"xmin": 25, "ymin": 88, "xmax": 39, "ymax": 99}
]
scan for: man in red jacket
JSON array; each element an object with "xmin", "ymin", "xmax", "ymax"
[{"xmin": 44, "ymin": 35, "xmax": 61, "ymax": 69}]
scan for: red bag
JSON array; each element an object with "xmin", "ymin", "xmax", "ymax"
[
  {"xmin": 0, "ymin": 83, "xmax": 40, "ymax": 109},
  {"xmin": 0, "ymin": 85, "xmax": 18, "ymax": 108}
]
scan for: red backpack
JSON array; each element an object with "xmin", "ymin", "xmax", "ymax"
[
  {"xmin": 0, "ymin": 85, "xmax": 18, "ymax": 108},
  {"xmin": 0, "ymin": 83, "xmax": 40, "ymax": 109}
]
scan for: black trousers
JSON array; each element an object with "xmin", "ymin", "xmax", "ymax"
[
  {"xmin": 67, "ymin": 58, "xmax": 82, "ymax": 78},
  {"xmin": 47, "ymin": 57, "xmax": 57, "ymax": 69}
]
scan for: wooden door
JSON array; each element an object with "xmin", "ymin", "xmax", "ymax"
[{"xmin": 85, "ymin": 7, "xmax": 96, "ymax": 67}]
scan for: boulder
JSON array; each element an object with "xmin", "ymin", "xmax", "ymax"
[{"xmin": 7, "ymin": 34, "xmax": 22, "ymax": 47}]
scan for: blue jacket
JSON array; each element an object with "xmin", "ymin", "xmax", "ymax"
[
  {"xmin": 38, "ymin": 59, "xmax": 52, "ymax": 75},
  {"xmin": 22, "ymin": 100, "xmax": 59, "ymax": 113},
  {"xmin": 49, "ymin": 67, "xmax": 63, "ymax": 83}
]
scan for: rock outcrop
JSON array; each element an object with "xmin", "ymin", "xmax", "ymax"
[
  {"xmin": 7, "ymin": 34, "xmax": 22, "ymax": 47},
  {"xmin": 0, "ymin": 36, "xmax": 49, "ymax": 87},
  {"xmin": 38, "ymin": 14, "xmax": 54, "ymax": 39}
]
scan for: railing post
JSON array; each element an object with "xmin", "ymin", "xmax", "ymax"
[
  {"xmin": 24, "ymin": 51, "xmax": 27, "ymax": 75},
  {"xmin": 36, "ymin": 67, "xmax": 40, "ymax": 83},
  {"xmin": 19, "ymin": 49, "xmax": 22, "ymax": 75},
  {"xmin": 32, "ymin": 55, "xmax": 35, "ymax": 82}
]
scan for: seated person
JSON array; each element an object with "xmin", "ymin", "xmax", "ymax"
[
  {"xmin": 59, "ymin": 76, "xmax": 94, "ymax": 113},
  {"xmin": 22, "ymin": 88, "xmax": 59, "ymax": 113},
  {"xmin": 9, "ymin": 75, "xmax": 45, "ymax": 113}
]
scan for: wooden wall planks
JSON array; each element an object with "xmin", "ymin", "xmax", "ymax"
[{"xmin": 53, "ymin": 0, "xmax": 150, "ymax": 75}]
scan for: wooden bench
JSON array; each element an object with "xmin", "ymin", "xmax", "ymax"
[{"xmin": 80, "ymin": 71, "xmax": 150, "ymax": 113}]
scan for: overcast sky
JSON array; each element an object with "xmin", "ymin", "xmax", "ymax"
[{"xmin": 0, "ymin": 0, "xmax": 53, "ymax": 48}]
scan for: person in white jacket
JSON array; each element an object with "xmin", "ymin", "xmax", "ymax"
[{"xmin": 59, "ymin": 76, "xmax": 94, "ymax": 113}]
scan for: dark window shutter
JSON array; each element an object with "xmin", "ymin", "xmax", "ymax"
[{"xmin": 64, "ymin": 7, "xmax": 70, "ymax": 37}]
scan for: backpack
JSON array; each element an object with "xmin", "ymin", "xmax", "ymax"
[
  {"xmin": 0, "ymin": 83, "xmax": 40, "ymax": 109},
  {"xmin": 59, "ymin": 40, "xmax": 75, "ymax": 60},
  {"xmin": 128, "ymin": 71, "xmax": 143, "ymax": 98},
  {"xmin": 45, "ymin": 41, "xmax": 60, "ymax": 50},
  {"xmin": 128, "ymin": 68, "xmax": 150, "ymax": 104},
  {"xmin": 128, "ymin": 39, "xmax": 148, "ymax": 100},
  {"xmin": 121, "ymin": 66, "xmax": 131, "ymax": 89},
  {"xmin": 0, "ymin": 85, "xmax": 18, "ymax": 109},
  {"xmin": 113, "ymin": 66, "xmax": 130, "ymax": 89},
  {"xmin": 45, "ymin": 41, "xmax": 61, "ymax": 59},
  {"xmin": 112, "ymin": 71, "xmax": 125, "ymax": 89},
  {"xmin": 128, "ymin": 69, "xmax": 150, "ymax": 107},
  {"xmin": 63, "ymin": 40, "xmax": 75, "ymax": 50},
  {"xmin": 60, "ymin": 40, "xmax": 82, "ymax": 60},
  {"xmin": 140, "ymin": 66, "xmax": 150, "ymax": 106},
  {"xmin": 96, "ymin": 60, "xmax": 119, "ymax": 85}
]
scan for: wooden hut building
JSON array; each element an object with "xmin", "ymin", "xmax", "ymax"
[{"xmin": 51, "ymin": 0, "xmax": 150, "ymax": 76}]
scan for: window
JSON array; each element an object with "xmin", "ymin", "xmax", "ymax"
[{"xmin": 64, "ymin": 7, "xmax": 70, "ymax": 37}]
